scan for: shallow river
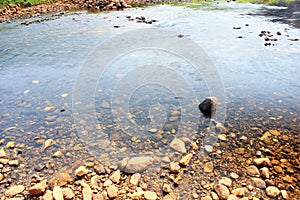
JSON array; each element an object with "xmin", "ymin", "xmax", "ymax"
[{"xmin": 0, "ymin": 1, "xmax": 299, "ymax": 197}]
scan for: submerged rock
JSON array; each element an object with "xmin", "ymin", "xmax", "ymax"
[
  {"xmin": 119, "ymin": 156, "xmax": 154, "ymax": 173},
  {"xmin": 198, "ymin": 97, "xmax": 218, "ymax": 118}
]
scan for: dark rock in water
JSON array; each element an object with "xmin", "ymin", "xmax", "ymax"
[{"xmin": 198, "ymin": 97, "xmax": 218, "ymax": 118}]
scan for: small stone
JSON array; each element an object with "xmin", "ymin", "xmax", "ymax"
[
  {"xmin": 247, "ymin": 165, "xmax": 260, "ymax": 177},
  {"xmin": 29, "ymin": 180, "xmax": 47, "ymax": 195},
  {"xmin": 253, "ymin": 158, "xmax": 271, "ymax": 167},
  {"xmin": 274, "ymin": 165, "xmax": 283, "ymax": 173},
  {"xmin": 148, "ymin": 128, "xmax": 157, "ymax": 133},
  {"xmin": 210, "ymin": 191, "xmax": 219, "ymax": 200},
  {"xmin": 53, "ymin": 151, "xmax": 62, "ymax": 157},
  {"xmin": 144, "ymin": 191, "xmax": 157, "ymax": 200},
  {"xmin": 92, "ymin": 192, "xmax": 104, "ymax": 200},
  {"xmin": 266, "ymin": 186, "xmax": 280, "ymax": 198},
  {"xmin": 129, "ymin": 173, "xmax": 141, "ymax": 186},
  {"xmin": 110, "ymin": 170, "xmax": 121, "ymax": 184},
  {"xmin": 201, "ymin": 196, "xmax": 212, "ymax": 200},
  {"xmin": 53, "ymin": 186, "xmax": 64, "ymax": 200},
  {"xmin": 5, "ymin": 185, "xmax": 25, "ymax": 197},
  {"xmin": 198, "ymin": 97, "xmax": 218, "ymax": 118},
  {"xmin": 101, "ymin": 101, "xmax": 110, "ymax": 108},
  {"xmin": 169, "ymin": 162, "xmax": 180, "ymax": 174},
  {"xmin": 230, "ymin": 172, "xmax": 239, "ymax": 179},
  {"xmin": 218, "ymin": 134, "xmax": 227, "ymax": 141},
  {"xmin": 214, "ymin": 184, "xmax": 230, "ymax": 200},
  {"xmin": 49, "ymin": 173, "xmax": 73, "ymax": 188},
  {"xmin": 62, "ymin": 188, "xmax": 74, "ymax": 200},
  {"xmin": 8, "ymin": 160, "xmax": 19, "ymax": 166},
  {"xmin": 260, "ymin": 167, "xmax": 270, "ymax": 179},
  {"xmin": 231, "ymin": 188, "xmax": 245, "ymax": 197},
  {"xmin": 192, "ymin": 193, "xmax": 199, "ymax": 199},
  {"xmin": 107, "ymin": 185, "xmax": 118, "ymax": 198},
  {"xmin": 42, "ymin": 190, "xmax": 53, "ymax": 200},
  {"xmin": 83, "ymin": 185, "xmax": 92, "ymax": 200},
  {"xmin": 0, "ymin": 148, "xmax": 8, "ymax": 158},
  {"xmin": 219, "ymin": 177, "xmax": 232, "ymax": 187},
  {"xmin": 170, "ymin": 138, "xmax": 186, "ymax": 154},
  {"xmin": 227, "ymin": 194, "xmax": 239, "ymax": 200},
  {"xmin": 204, "ymin": 145, "xmax": 213, "ymax": 153},
  {"xmin": 103, "ymin": 179, "xmax": 112, "ymax": 187},
  {"xmin": 204, "ymin": 162, "xmax": 214, "ymax": 173},
  {"xmin": 163, "ymin": 183, "xmax": 172, "ymax": 193},
  {"xmin": 190, "ymin": 142, "xmax": 198, "ymax": 151},
  {"xmin": 6, "ymin": 141, "xmax": 15, "ymax": 148},
  {"xmin": 252, "ymin": 178, "xmax": 266, "ymax": 189},
  {"xmin": 281, "ymin": 190, "xmax": 288, "ymax": 199},
  {"xmin": 119, "ymin": 156, "xmax": 154, "ymax": 173},
  {"xmin": 163, "ymin": 193, "xmax": 179, "ymax": 200},
  {"xmin": 94, "ymin": 165, "xmax": 106, "ymax": 175},
  {"xmin": 75, "ymin": 166, "xmax": 88, "ymax": 177},
  {"xmin": 179, "ymin": 153, "xmax": 193, "ymax": 166},
  {"xmin": 234, "ymin": 148, "xmax": 245, "ymax": 155},
  {"xmin": 0, "ymin": 158, "xmax": 9, "ymax": 164},
  {"xmin": 43, "ymin": 139, "xmax": 54, "ymax": 150}
]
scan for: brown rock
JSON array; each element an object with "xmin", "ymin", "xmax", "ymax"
[
  {"xmin": 170, "ymin": 162, "xmax": 181, "ymax": 173},
  {"xmin": 219, "ymin": 177, "xmax": 232, "ymax": 187},
  {"xmin": 83, "ymin": 185, "xmax": 92, "ymax": 200},
  {"xmin": 179, "ymin": 153, "xmax": 193, "ymax": 166},
  {"xmin": 260, "ymin": 167, "xmax": 270, "ymax": 179},
  {"xmin": 5, "ymin": 185, "xmax": 25, "ymax": 197},
  {"xmin": 49, "ymin": 173, "xmax": 73, "ymax": 188},
  {"xmin": 162, "ymin": 183, "xmax": 172, "ymax": 193},
  {"xmin": 53, "ymin": 186, "xmax": 64, "ymax": 200},
  {"xmin": 170, "ymin": 138, "xmax": 186, "ymax": 154},
  {"xmin": 281, "ymin": 190, "xmax": 288, "ymax": 199},
  {"xmin": 119, "ymin": 156, "xmax": 154, "ymax": 173},
  {"xmin": 230, "ymin": 172, "xmax": 239, "ymax": 179},
  {"xmin": 210, "ymin": 191, "xmax": 219, "ymax": 200},
  {"xmin": 163, "ymin": 193, "xmax": 179, "ymax": 200},
  {"xmin": 253, "ymin": 158, "xmax": 271, "ymax": 167},
  {"xmin": 107, "ymin": 184, "xmax": 118, "ymax": 198},
  {"xmin": 201, "ymin": 196, "xmax": 212, "ymax": 200},
  {"xmin": 42, "ymin": 190, "xmax": 53, "ymax": 200},
  {"xmin": 266, "ymin": 186, "xmax": 280, "ymax": 198},
  {"xmin": 75, "ymin": 166, "xmax": 88, "ymax": 176},
  {"xmin": 144, "ymin": 191, "xmax": 157, "ymax": 200},
  {"xmin": 110, "ymin": 170, "xmax": 121, "ymax": 184},
  {"xmin": 252, "ymin": 178, "xmax": 266, "ymax": 189},
  {"xmin": 8, "ymin": 160, "xmax": 19, "ymax": 166},
  {"xmin": 214, "ymin": 184, "xmax": 230, "ymax": 200},
  {"xmin": 62, "ymin": 188, "xmax": 74, "ymax": 200},
  {"xmin": 227, "ymin": 194, "xmax": 239, "ymax": 200},
  {"xmin": 231, "ymin": 188, "xmax": 245, "ymax": 197},
  {"xmin": 246, "ymin": 165, "xmax": 260, "ymax": 177},
  {"xmin": 92, "ymin": 192, "xmax": 104, "ymax": 200},
  {"xmin": 29, "ymin": 180, "xmax": 47, "ymax": 196},
  {"xmin": 204, "ymin": 162, "xmax": 214, "ymax": 173},
  {"xmin": 0, "ymin": 148, "xmax": 8, "ymax": 158},
  {"xmin": 129, "ymin": 173, "xmax": 141, "ymax": 186}
]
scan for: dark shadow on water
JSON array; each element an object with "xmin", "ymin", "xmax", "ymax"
[{"xmin": 249, "ymin": 0, "xmax": 300, "ymax": 28}]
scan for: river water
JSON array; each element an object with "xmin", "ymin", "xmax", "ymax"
[{"xmin": 0, "ymin": 1, "xmax": 299, "ymax": 197}]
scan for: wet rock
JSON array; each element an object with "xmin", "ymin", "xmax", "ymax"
[
  {"xmin": 170, "ymin": 162, "xmax": 181, "ymax": 173},
  {"xmin": 83, "ymin": 185, "xmax": 92, "ymax": 200},
  {"xmin": 246, "ymin": 165, "xmax": 260, "ymax": 177},
  {"xmin": 204, "ymin": 162, "xmax": 214, "ymax": 173},
  {"xmin": 107, "ymin": 184, "xmax": 118, "ymax": 198},
  {"xmin": 94, "ymin": 165, "xmax": 106, "ymax": 175},
  {"xmin": 42, "ymin": 190, "xmax": 53, "ymax": 200},
  {"xmin": 204, "ymin": 145, "xmax": 213, "ymax": 153},
  {"xmin": 198, "ymin": 97, "xmax": 218, "ymax": 118},
  {"xmin": 190, "ymin": 142, "xmax": 198, "ymax": 151},
  {"xmin": 119, "ymin": 156, "xmax": 154, "ymax": 173},
  {"xmin": 62, "ymin": 188, "xmax": 74, "ymax": 200},
  {"xmin": 8, "ymin": 160, "xmax": 19, "ymax": 166},
  {"xmin": 29, "ymin": 180, "xmax": 47, "ymax": 195},
  {"xmin": 43, "ymin": 139, "xmax": 54, "ymax": 150},
  {"xmin": 179, "ymin": 153, "xmax": 193, "ymax": 166},
  {"xmin": 130, "ymin": 173, "xmax": 141, "ymax": 186},
  {"xmin": 231, "ymin": 188, "xmax": 245, "ymax": 197},
  {"xmin": 75, "ymin": 166, "xmax": 88, "ymax": 176},
  {"xmin": 170, "ymin": 138, "xmax": 186, "ymax": 154},
  {"xmin": 253, "ymin": 158, "xmax": 271, "ymax": 167},
  {"xmin": 49, "ymin": 173, "xmax": 73, "ymax": 188},
  {"xmin": 214, "ymin": 183, "xmax": 230, "ymax": 200},
  {"xmin": 260, "ymin": 167, "xmax": 270, "ymax": 179},
  {"xmin": 0, "ymin": 148, "xmax": 8, "ymax": 158},
  {"xmin": 266, "ymin": 186, "xmax": 280, "ymax": 198},
  {"xmin": 251, "ymin": 178, "xmax": 266, "ymax": 189},
  {"xmin": 5, "ymin": 185, "xmax": 25, "ymax": 197},
  {"xmin": 110, "ymin": 170, "xmax": 121, "ymax": 184},
  {"xmin": 144, "ymin": 191, "xmax": 157, "ymax": 200},
  {"xmin": 53, "ymin": 186, "xmax": 64, "ymax": 200}
]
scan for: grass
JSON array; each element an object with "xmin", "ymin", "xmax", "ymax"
[{"xmin": 0, "ymin": 0, "xmax": 56, "ymax": 9}]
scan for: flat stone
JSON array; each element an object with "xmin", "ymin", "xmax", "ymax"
[
  {"xmin": 5, "ymin": 185, "xmax": 25, "ymax": 197},
  {"xmin": 170, "ymin": 162, "xmax": 181, "ymax": 173},
  {"xmin": 129, "ymin": 173, "xmax": 141, "ymax": 186},
  {"xmin": 214, "ymin": 184, "xmax": 230, "ymax": 200},
  {"xmin": 260, "ymin": 167, "xmax": 270, "ymax": 179},
  {"xmin": 179, "ymin": 153, "xmax": 193, "ymax": 166},
  {"xmin": 82, "ymin": 185, "xmax": 92, "ymax": 200},
  {"xmin": 281, "ymin": 190, "xmax": 288, "ymax": 199},
  {"xmin": 0, "ymin": 148, "xmax": 8, "ymax": 158},
  {"xmin": 62, "ymin": 188, "xmax": 74, "ymax": 200},
  {"xmin": 29, "ymin": 180, "xmax": 47, "ymax": 196},
  {"xmin": 227, "ymin": 194, "xmax": 239, "ymax": 200},
  {"xmin": 75, "ymin": 166, "xmax": 88, "ymax": 177},
  {"xmin": 144, "ymin": 191, "xmax": 157, "ymax": 200},
  {"xmin": 266, "ymin": 186, "xmax": 280, "ymax": 198},
  {"xmin": 107, "ymin": 184, "xmax": 118, "ymax": 198},
  {"xmin": 49, "ymin": 173, "xmax": 73, "ymax": 188},
  {"xmin": 201, "ymin": 196, "xmax": 212, "ymax": 200},
  {"xmin": 53, "ymin": 186, "xmax": 64, "ymax": 200},
  {"xmin": 170, "ymin": 138, "xmax": 186, "ymax": 154},
  {"xmin": 8, "ymin": 160, "xmax": 19, "ymax": 166},
  {"xmin": 219, "ymin": 177, "xmax": 232, "ymax": 187},
  {"xmin": 253, "ymin": 158, "xmax": 271, "ymax": 167},
  {"xmin": 119, "ymin": 156, "xmax": 154, "ymax": 173},
  {"xmin": 231, "ymin": 188, "xmax": 245, "ymax": 197},
  {"xmin": 42, "ymin": 190, "xmax": 53, "ymax": 200},
  {"xmin": 210, "ymin": 191, "xmax": 219, "ymax": 200},
  {"xmin": 247, "ymin": 165, "xmax": 260, "ymax": 177},
  {"xmin": 110, "ymin": 170, "xmax": 121, "ymax": 184},
  {"xmin": 252, "ymin": 178, "xmax": 266, "ymax": 189},
  {"xmin": 230, "ymin": 172, "xmax": 239, "ymax": 179},
  {"xmin": 204, "ymin": 162, "xmax": 214, "ymax": 173}
]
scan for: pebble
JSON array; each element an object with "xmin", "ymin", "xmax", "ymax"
[
  {"xmin": 281, "ymin": 190, "xmax": 288, "ymax": 199},
  {"xmin": 204, "ymin": 145, "xmax": 213, "ymax": 153},
  {"xmin": 201, "ymin": 196, "xmax": 212, "ymax": 200},
  {"xmin": 265, "ymin": 186, "xmax": 280, "ymax": 198},
  {"xmin": 192, "ymin": 193, "xmax": 199, "ymax": 199},
  {"xmin": 170, "ymin": 138, "xmax": 187, "ymax": 154},
  {"xmin": 5, "ymin": 185, "xmax": 25, "ymax": 197},
  {"xmin": 251, "ymin": 178, "xmax": 266, "ymax": 189},
  {"xmin": 219, "ymin": 177, "xmax": 232, "ymax": 187},
  {"xmin": 43, "ymin": 139, "xmax": 54, "ymax": 150},
  {"xmin": 170, "ymin": 162, "xmax": 181, "ymax": 173},
  {"xmin": 110, "ymin": 170, "xmax": 121, "ymax": 183},
  {"xmin": 75, "ymin": 166, "xmax": 88, "ymax": 177},
  {"xmin": 82, "ymin": 185, "xmax": 92, "ymax": 200},
  {"xmin": 246, "ymin": 165, "xmax": 260, "ymax": 177},
  {"xmin": 49, "ymin": 173, "xmax": 73, "ymax": 188},
  {"xmin": 230, "ymin": 172, "xmax": 239, "ymax": 179},
  {"xmin": 29, "ymin": 180, "xmax": 47, "ymax": 195},
  {"xmin": 164, "ymin": 193, "xmax": 179, "ymax": 200},
  {"xmin": 119, "ymin": 156, "xmax": 154, "ymax": 173},
  {"xmin": 253, "ymin": 158, "xmax": 272, "ymax": 167},
  {"xmin": 190, "ymin": 142, "xmax": 198, "ymax": 151},
  {"xmin": 144, "ymin": 191, "xmax": 157, "ymax": 200},
  {"xmin": 179, "ymin": 153, "xmax": 193, "ymax": 166},
  {"xmin": 0, "ymin": 148, "xmax": 8, "ymax": 158},
  {"xmin": 231, "ymin": 188, "xmax": 245, "ymax": 197},
  {"xmin": 163, "ymin": 183, "xmax": 172, "ymax": 193},
  {"xmin": 129, "ymin": 173, "xmax": 141, "ymax": 186},
  {"xmin": 8, "ymin": 160, "xmax": 19, "ymax": 166},
  {"xmin": 53, "ymin": 186, "xmax": 64, "ymax": 200},
  {"xmin": 107, "ymin": 184, "xmax": 118, "ymax": 198},
  {"xmin": 42, "ymin": 190, "xmax": 53, "ymax": 200},
  {"xmin": 260, "ymin": 167, "xmax": 270, "ymax": 179},
  {"xmin": 214, "ymin": 184, "xmax": 230, "ymax": 200},
  {"xmin": 204, "ymin": 162, "xmax": 214, "ymax": 173},
  {"xmin": 62, "ymin": 188, "xmax": 75, "ymax": 200},
  {"xmin": 210, "ymin": 191, "xmax": 219, "ymax": 200}
]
